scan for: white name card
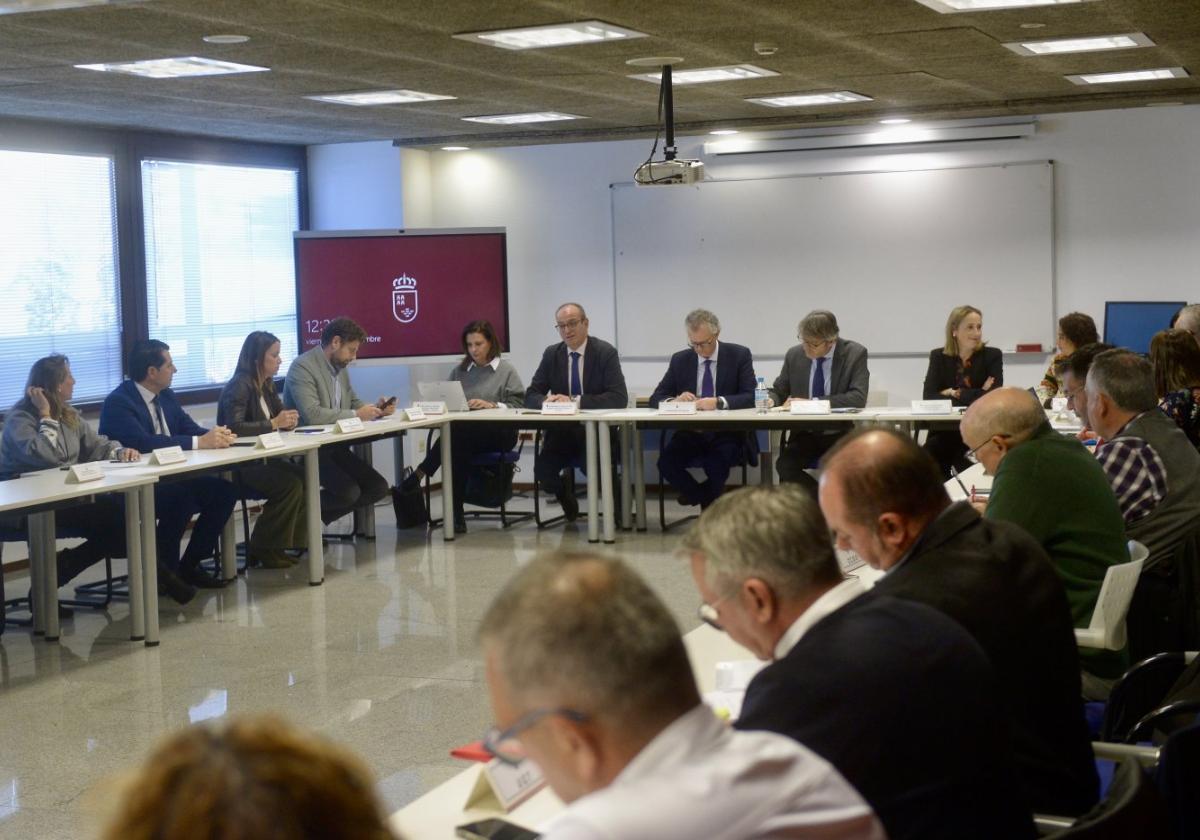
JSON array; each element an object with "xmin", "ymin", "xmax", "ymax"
[
  {"xmin": 658, "ymin": 400, "xmax": 698, "ymax": 415},
  {"xmin": 415, "ymin": 400, "xmax": 446, "ymax": 416},
  {"xmin": 464, "ymin": 757, "xmax": 545, "ymax": 813},
  {"xmin": 256, "ymin": 431, "xmax": 285, "ymax": 450},
  {"xmin": 65, "ymin": 462, "xmax": 104, "ymax": 484},
  {"xmin": 911, "ymin": 399, "xmax": 955, "ymax": 415},
  {"xmin": 541, "ymin": 401, "xmax": 579, "ymax": 416},
  {"xmin": 335, "ymin": 417, "xmax": 364, "ymax": 433},
  {"xmin": 404, "ymin": 406, "xmax": 426, "ymax": 421},
  {"xmin": 151, "ymin": 445, "xmax": 186, "ymax": 465},
  {"xmin": 790, "ymin": 399, "xmax": 832, "ymax": 415}
]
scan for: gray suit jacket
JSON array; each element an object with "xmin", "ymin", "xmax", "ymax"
[
  {"xmin": 768, "ymin": 338, "xmax": 870, "ymax": 409},
  {"xmin": 282, "ymin": 346, "xmax": 364, "ymax": 425}
]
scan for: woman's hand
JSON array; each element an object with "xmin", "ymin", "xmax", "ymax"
[
  {"xmin": 468, "ymin": 399, "xmax": 497, "ymax": 410},
  {"xmin": 117, "ymin": 447, "xmax": 141, "ymax": 462},
  {"xmin": 273, "ymin": 409, "xmax": 300, "ymax": 430},
  {"xmin": 27, "ymin": 386, "xmax": 51, "ymax": 418},
  {"xmin": 981, "ymin": 376, "xmax": 996, "ymax": 392}
]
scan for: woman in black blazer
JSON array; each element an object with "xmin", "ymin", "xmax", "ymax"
[
  {"xmin": 217, "ymin": 331, "xmax": 307, "ymax": 568},
  {"xmin": 922, "ymin": 305, "xmax": 1003, "ymax": 477}
]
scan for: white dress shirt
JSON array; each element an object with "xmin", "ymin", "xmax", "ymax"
[
  {"xmin": 564, "ymin": 339, "xmax": 587, "ymax": 398},
  {"xmin": 773, "ymin": 578, "xmax": 866, "ymax": 661},
  {"xmin": 541, "ymin": 704, "xmax": 884, "ymax": 840},
  {"xmin": 135, "ymin": 381, "xmax": 198, "ymax": 450},
  {"xmin": 807, "ymin": 340, "xmax": 838, "ymax": 399}
]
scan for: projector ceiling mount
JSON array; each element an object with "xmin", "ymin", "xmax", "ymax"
[{"xmin": 628, "ymin": 57, "xmax": 705, "ymax": 186}]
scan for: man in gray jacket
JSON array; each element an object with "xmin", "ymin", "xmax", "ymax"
[
  {"xmin": 768, "ymin": 310, "xmax": 870, "ymax": 494},
  {"xmin": 283, "ymin": 317, "xmax": 394, "ymax": 524}
]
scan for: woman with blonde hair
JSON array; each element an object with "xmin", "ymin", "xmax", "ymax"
[{"xmin": 1150, "ymin": 328, "xmax": 1200, "ymax": 448}]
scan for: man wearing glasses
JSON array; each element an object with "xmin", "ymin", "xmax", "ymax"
[
  {"xmin": 649, "ymin": 309, "xmax": 756, "ymax": 509},
  {"xmin": 525, "ymin": 302, "xmax": 628, "ymax": 520},
  {"xmin": 478, "ymin": 551, "xmax": 884, "ymax": 840},
  {"xmin": 767, "ymin": 310, "xmax": 869, "ymax": 494}
]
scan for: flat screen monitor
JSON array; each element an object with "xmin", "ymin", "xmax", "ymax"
[
  {"xmin": 294, "ymin": 228, "xmax": 508, "ymax": 359},
  {"xmin": 1102, "ymin": 301, "xmax": 1186, "ymax": 354}
]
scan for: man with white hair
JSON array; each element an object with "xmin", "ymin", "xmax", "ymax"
[
  {"xmin": 478, "ymin": 551, "xmax": 884, "ymax": 840},
  {"xmin": 1173, "ymin": 303, "xmax": 1200, "ymax": 343}
]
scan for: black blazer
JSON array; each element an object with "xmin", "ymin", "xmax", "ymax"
[
  {"xmin": 524, "ymin": 336, "xmax": 628, "ymax": 410},
  {"xmin": 217, "ymin": 373, "xmax": 285, "ymax": 438},
  {"xmin": 871, "ymin": 502, "xmax": 1100, "ymax": 816},
  {"xmin": 922, "ymin": 345, "xmax": 1003, "ymax": 406},
  {"xmin": 648, "ymin": 341, "xmax": 756, "ymax": 410},
  {"xmin": 736, "ymin": 591, "xmax": 1034, "ymax": 840}
]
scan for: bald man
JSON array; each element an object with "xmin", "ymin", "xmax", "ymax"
[
  {"xmin": 819, "ymin": 427, "xmax": 1098, "ymax": 816},
  {"xmin": 961, "ymin": 388, "xmax": 1130, "ymax": 689}
]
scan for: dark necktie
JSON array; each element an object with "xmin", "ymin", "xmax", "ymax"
[
  {"xmin": 151, "ymin": 395, "xmax": 168, "ymax": 435},
  {"xmin": 701, "ymin": 359, "xmax": 714, "ymax": 399},
  {"xmin": 812, "ymin": 358, "xmax": 826, "ymax": 399},
  {"xmin": 570, "ymin": 351, "xmax": 582, "ymax": 398}
]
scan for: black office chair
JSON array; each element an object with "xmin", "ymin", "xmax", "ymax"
[
  {"xmin": 1099, "ymin": 651, "xmax": 1199, "ymax": 743},
  {"xmin": 1044, "ymin": 758, "xmax": 1172, "ymax": 838},
  {"xmin": 655, "ymin": 428, "xmax": 752, "ymax": 532},
  {"xmin": 531, "ymin": 428, "xmax": 592, "ymax": 529},
  {"xmin": 422, "ymin": 429, "xmax": 534, "ymax": 531}
]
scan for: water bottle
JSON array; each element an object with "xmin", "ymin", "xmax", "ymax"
[{"xmin": 754, "ymin": 376, "xmax": 769, "ymax": 414}]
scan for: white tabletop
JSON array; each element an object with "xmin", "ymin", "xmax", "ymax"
[{"xmin": 0, "ymin": 464, "xmax": 157, "ymax": 514}]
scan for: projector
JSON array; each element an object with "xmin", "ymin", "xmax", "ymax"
[{"xmin": 634, "ymin": 158, "xmax": 704, "ymax": 186}]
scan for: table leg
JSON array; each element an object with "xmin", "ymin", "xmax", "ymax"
[
  {"xmin": 221, "ymin": 471, "xmax": 237, "ymax": 581},
  {"xmin": 42, "ymin": 511, "xmax": 60, "ymax": 641},
  {"xmin": 140, "ymin": 484, "xmax": 160, "ymax": 647},
  {"xmin": 586, "ymin": 421, "xmax": 599, "ymax": 543},
  {"xmin": 441, "ymin": 421, "xmax": 455, "ymax": 541},
  {"xmin": 125, "ymin": 489, "xmax": 144, "ymax": 642},
  {"xmin": 352, "ymin": 443, "xmax": 377, "ymax": 539},
  {"xmin": 762, "ymin": 430, "xmax": 778, "ymax": 486},
  {"xmin": 27, "ymin": 515, "xmax": 44, "ymax": 636},
  {"xmin": 619, "ymin": 423, "xmax": 632, "ymax": 531},
  {"xmin": 304, "ymin": 449, "xmax": 324, "ymax": 585},
  {"xmin": 599, "ymin": 421, "xmax": 615, "ymax": 544},
  {"xmin": 634, "ymin": 426, "xmax": 647, "ymax": 531},
  {"xmin": 393, "ymin": 433, "xmax": 407, "ymax": 481}
]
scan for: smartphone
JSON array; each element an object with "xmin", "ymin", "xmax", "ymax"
[
  {"xmin": 230, "ymin": 440, "xmax": 257, "ymax": 447},
  {"xmin": 455, "ymin": 819, "xmax": 540, "ymax": 840},
  {"xmin": 381, "ymin": 396, "xmax": 397, "ymax": 408}
]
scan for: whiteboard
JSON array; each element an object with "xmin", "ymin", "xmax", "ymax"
[{"xmin": 611, "ymin": 162, "xmax": 1054, "ymax": 357}]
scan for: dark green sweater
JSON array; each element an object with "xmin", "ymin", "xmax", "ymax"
[{"xmin": 986, "ymin": 423, "xmax": 1129, "ymax": 678}]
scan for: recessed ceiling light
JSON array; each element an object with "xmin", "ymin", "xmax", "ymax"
[
  {"xmin": 306, "ymin": 89, "xmax": 456, "ymax": 106},
  {"xmin": 709, "ymin": 129, "xmax": 739, "ymax": 135},
  {"xmin": 747, "ymin": 91, "xmax": 873, "ymax": 108},
  {"xmin": 1005, "ymin": 32, "xmax": 1153, "ymax": 56},
  {"xmin": 75, "ymin": 56, "xmax": 270, "ymax": 79},
  {"xmin": 1144, "ymin": 101, "xmax": 1185, "ymax": 107},
  {"xmin": 629, "ymin": 64, "xmax": 779, "ymax": 85},
  {"xmin": 1066, "ymin": 67, "xmax": 1189, "ymax": 85},
  {"xmin": 441, "ymin": 146, "xmax": 470, "ymax": 151},
  {"xmin": 453, "ymin": 20, "xmax": 647, "ymax": 50},
  {"xmin": 202, "ymin": 34, "xmax": 251, "ymax": 45},
  {"xmin": 879, "ymin": 117, "xmax": 912, "ymax": 124},
  {"xmin": 1019, "ymin": 22, "xmax": 1047, "ymax": 29},
  {"xmin": 461, "ymin": 112, "xmax": 584, "ymax": 125},
  {"xmin": 914, "ymin": 0, "xmax": 1098, "ymax": 12},
  {"xmin": 0, "ymin": 0, "xmax": 123, "ymax": 14}
]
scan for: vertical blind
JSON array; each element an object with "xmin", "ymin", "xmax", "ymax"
[
  {"xmin": 141, "ymin": 159, "xmax": 300, "ymax": 390},
  {"xmin": 0, "ymin": 149, "xmax": 122, "ymax": 405}
]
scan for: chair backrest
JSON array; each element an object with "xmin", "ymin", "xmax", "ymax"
[
  {"xmin": 1053, "ymin": 757, "xmax": 1172, "ymax": 838},
  {"xmin": 1077, "ymin": 544, "xmax": 1147, "ymax": 650}
]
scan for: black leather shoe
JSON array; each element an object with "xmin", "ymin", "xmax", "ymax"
[
  {"xmin": 180, "ymin": 565, "xmax": 227, "ymax": 589},
  {"xmin": 556, "ymin": 486, "xmax": 579, "ymax": 521},
  {"xmin": 453, "ymin": 512, "xmax": 467, "ymax": 535},
  {"xmin": 157, "ymin": 565, "xmax": 196, "ymax": 604}
]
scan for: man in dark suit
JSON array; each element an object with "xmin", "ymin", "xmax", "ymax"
[
  {"xmin": 767, "ymin": 310, "xmax": 869, "ymax": 493},
  {"xmin": 649, "ymin": 309, "xmax": 755, "ymax": 509},
  {"xmin": 818, "ymin": 427, "xmax": 1100, "ymax": 817},
  {"xmin": 525, "ymin": 302, "xmax": 628, "ymax": 519},
  {"xmin": 683, "ymin": 485, "xmax": 1033, "ymax": 840},
  {"xmin": 99, "ymin": 339, "xmax": 239, "ymax": 600}
]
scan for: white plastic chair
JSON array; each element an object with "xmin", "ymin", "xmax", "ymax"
[{"xmin": 1075, "ymin": 541, "xmax": 1148, "ymax": 650}]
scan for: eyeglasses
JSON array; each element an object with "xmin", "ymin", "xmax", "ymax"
[
  {"xmin": 964, "ymin": 433, "xmax": 1012, "ymax": 464},
  {"xmin": 689, "ymin": 338, "xmax": 717, "ymax": 351},
  {"xmin": 800, "ymin": 337, "xmax": 831, "ymax": 350},
  {"xmin": 554, "ymin": 319, "xmax": 584, "ymax": 332},
  {"xmin": 697, "ymin": 590, "xmax": 736, "ymax": 632},
  {"xmin": 482, "ymin": 707, "xmax": 589, "ymax": 765}
]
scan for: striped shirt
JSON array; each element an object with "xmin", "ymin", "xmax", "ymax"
[{"xmin": 1094, "ymin": 438, "xmax": 1168, "ymax": 526}]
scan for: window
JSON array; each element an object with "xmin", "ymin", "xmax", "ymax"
[
  {"xmin": 141, "ymin": 159, "xmax": 300, "ymax": 390},
  {"xmin": 0, "ymin": 149, "xmax": 122, "ymax": 405}
]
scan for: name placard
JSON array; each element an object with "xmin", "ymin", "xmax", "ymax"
[
  {"xmin": 415, "ymin": 401, "xmax": 446, "ymax": 416},
  {"xmin": 404, "ymin": 406, "xmax": 426, "ymax": 421},
  {"xmin": 464, "ymin": 757, "xmax": 545, "ymax": 813},
  {"xmin": 151, "ymin": 445, "xmax": 186, "ymax": 465},
  {"xmin": 658, "ymin": 400, "xmax": 698, "ymax": 415},
  {"xmin": 335, "ymin": 417, "xmax": 364, "ymax": 433},
  {"xmin": 256, "ymin": 431, "xmax": 285, "ymax": 450},
  {"xmin": 541, "ymin": 401, "xmax": 579, "ymax": 416},
  {"xmin": 911, "ymin": 399, "xmax": 955, "ymax": 415},
  {"xmin": 790, "ymin": 399, "xmax": 832, "ymax": 415},
  {"xmin": 65, "ymin": 462, "xmax": 105, "ymax": 484}
]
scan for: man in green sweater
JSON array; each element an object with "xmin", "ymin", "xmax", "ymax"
[{"xmin": 961, "ymin": 388, "xmax": 1129, "ymax": 694}]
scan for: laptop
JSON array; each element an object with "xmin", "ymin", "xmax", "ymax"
[{"xmin": 417, "ymin": 380, "xmax": 471, "ymax": 412}]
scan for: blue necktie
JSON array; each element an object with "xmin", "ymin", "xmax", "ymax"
[
  {"xmin": 570, "ymin": 351, "xmax": 582, "ymax": 398},
  {"xmin": 812, "ymin": 357, "xmax": 826, "ymax": 399},
  {"xmin": 701, "ymin": 359, "xmax": 714, "ymax": 399}
]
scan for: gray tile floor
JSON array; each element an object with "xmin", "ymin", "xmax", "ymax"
[{"xmin": 0, "ymin": 498, "xmax": 704, "ymax": 839}]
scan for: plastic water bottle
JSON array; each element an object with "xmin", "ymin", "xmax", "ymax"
[{"xmin": 754, "ymin": 376, "xmax": 769, "ymax": 414}]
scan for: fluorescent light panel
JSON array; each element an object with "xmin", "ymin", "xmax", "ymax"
[
  {"xmin": 306, "ymin": 89, "xmax": 455, "ymax": 106},
  {"xmin": 453, "ymin": 20, "xmax": 647, "ymax": 50},
  {"xmin": 1005, "ymin": 32, "xmax": 1153, "ymax": 56},
  {"xmin": 0, "ymin": 0, "xmax": 126, "ymax": 13},
  {"xmin": 913, "ymin": 0, "xmax": 1098, "ymax": 12},
  {"xmin": 1066, "ymin": 66, "xmax": 1189, "ymax": 85},
  {"xmin": 461, "ymin": 111, "xmax": 583, "ymax": 125},
  {"xmin": 75, "ymin": 56, "xmax": 268, "ymax": 78},
  {"xmin": 747, "ymin": 91, "xmax": 872, "ymax": 108},
  {"xmin": 629, "ymin": 64, "xmax": 778, "ymax": 85}
]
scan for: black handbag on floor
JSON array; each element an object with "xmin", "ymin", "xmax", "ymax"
[{"xmin": 391, "ymin": 470, "xmax": 429, "ymax": 528}]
